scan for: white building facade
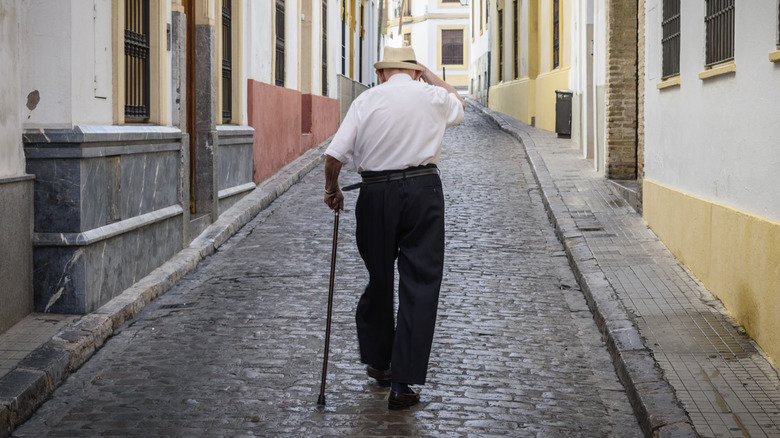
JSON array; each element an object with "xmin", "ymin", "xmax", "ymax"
[
  {"xmin": 386, "ymin": 0, "xmax": 470, "ymax": 88},
  {"xmin": 643, "ymin": 0, "xmax": 780, "ymax": 365}
]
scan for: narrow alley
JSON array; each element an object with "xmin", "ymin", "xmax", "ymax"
[{"xmin": 12, "ymin": 107, "xmax": 643, "ymax": 437}]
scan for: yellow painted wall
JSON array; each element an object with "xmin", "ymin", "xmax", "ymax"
[
  {"xmin": 644, "ymin": 179, "xmax": 780, "ymax": 367},
  {"xmin": 488, "ymin": 0, "xmax": 570, "ymax": 132},
  {"xmin": 534, "ymin": 67, "xmax": 569, "ymax": 132},
  {"xmin": 488, "ymin": 78, "xmax": 535, "ymax": 125},
  {"xmin": 442, "ymin": 73, "xmax": 469, "ymax": 87}
]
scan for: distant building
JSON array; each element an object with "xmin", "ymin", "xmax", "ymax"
[
  {"xmin": 468, "ymin": 0, "xmax": 491, "ymax": 105},
  {"xmin": 385, "ymin": 0, "xmax": 470, "ymax": 88}
]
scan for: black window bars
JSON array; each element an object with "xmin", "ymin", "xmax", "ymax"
[
  {"xmin": 704, "ymin": 0, "xmax": 735, "ymax": 66},
  {"xmin": 661, "ymin": 0, "xmax": 680, "ymax": 78},
  {"xmin": 442, "ymin": 29, "xmax": 463, "ymax": 65},
  {"xmin": 322, "ymin": 1, "xmax": 328, "ymax": 95},
  {"xmin": 276, "ymin": 0, "xmax": 285, "ymax": 86},
  {"xmin": 553, "ymin": 0, "xmax": 560, "ymax": 69},
  {"xmin": 498, "ymin": 8, "xmax": 504, "ymax": 81},
  {"xmin": 125, "ymin": 0, "xmax": 150, "ymax": 120},
  {"xmin": 513, "ymin": 0, "xmax": 518, "ymax": 79},
  {"xmin": 222, "ymin": 1, "xmax": 232, "ymax": 121}
]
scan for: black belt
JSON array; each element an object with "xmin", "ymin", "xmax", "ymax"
[{"xmin": 342, "ymin": 166, "xmax": 439, "ymax": 191}]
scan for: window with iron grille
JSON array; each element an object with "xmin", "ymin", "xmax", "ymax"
[
  {"xmin": 275, "ymin": 0, "xmax": 285, "ymax": 87},
  {"xmin": 403, "ymin": 32, "xmax": 412, "ymax": 46},
  {"xmin": 359, "ymin": 2, "xmax": 364, "ymax": 83},
  {"xmin": 125, "ymin": 0, "xmax": 150, "ymax": 120},
  {"xmin": 661, "ymin": 0, "xmax": 680, "ymax": 78},
  {"xmin": 553, "ymin": 0, "xmax": 560, "ymax": 69},
  {"xmin": 442, "ymin": 29, "xmax": 463, "ymax": 65},
  {"xmin": 498, "ymin": 8, "xmax": 504, "ymax": 81},
  {"xmin": 404, "ymin": 0, "xmax": 412, "ymax": 17},
  {"xmin": 513, "ymin": 0, "xmax": 518, "ymax": 79},
  {"xmin": 341, "ymin": 5, "xmax": 346, "ymax": 74},
  {"xmin": 221, "ymin": 1, "xmax": 232, "ymax": 121},
  {"xmin": 704, "ymin": 0, "xmax": 734, "ymax": 66},
  {"xmin": 322, "ymin": 1, "xmax": 328, "ymax": 95}
]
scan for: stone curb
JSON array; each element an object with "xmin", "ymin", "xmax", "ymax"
[
  {"xmin": 470, "ymin": 100, "xmax": 697, "ymax": 438},
  {"xmin": 0, "ymin": 139, "xmax": 331, "ymax": 438}
]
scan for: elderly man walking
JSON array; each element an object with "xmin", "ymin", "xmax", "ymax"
[{"xmin": 323, "ymin": 46, "xmax": 464, "ymax": 409}]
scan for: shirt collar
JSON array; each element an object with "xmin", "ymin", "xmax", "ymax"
[{"xmin": 385, "ymin": 73, "xmax": 415, "ymax": 84}]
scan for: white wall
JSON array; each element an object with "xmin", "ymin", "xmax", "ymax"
[
  {"xmin": 569, "ymin": 0, "xmax": 593, "ymax": 158},
  {"xmin": 70, "ymin": 0, "xmax": 114, "ymax": 125},
  {"xmin": 0, "ymin": 0, "xmax": 25, "ymax": 178},
  {"xmin": 592, "ymin": 0, "xmax": 606, "ymax": 173},
  {"xmin": 327, "ymin": 0, "xmax": 340, "ymax": 93},
  {"xmin": 20, "ymin": 0, "xmax": 116, "ymax": 129},
  {"xmin": 644, "ymin": 1, "xmax": 780, "ymax": 221},
  {"xmin": 286, "ymin": 0, "xmax": 299, "ymax": 88},
  {"xmin": 21, "ymin": 0, "xmax": 73, "ymax": 129},
  {"xmin": 246, "ymin": 1, "xmax": 273, "ymax": 83}
]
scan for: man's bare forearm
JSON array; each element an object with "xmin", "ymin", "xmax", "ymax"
[{"xmin": 325, "ymin": 155, "xmax": 343, "ymax": 192}]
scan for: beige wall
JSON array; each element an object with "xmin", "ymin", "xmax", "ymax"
[
  {"xmin": 489, "ymin": 0, "xmax": 570, "ymax": 132},
  {"xmin": 644, "ymin": 180, "xmax": 780, "ymax": 366}
]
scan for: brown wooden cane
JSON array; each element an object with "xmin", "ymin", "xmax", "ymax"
[{"xmin": 317, "ymin": 208, "xmax": 340, "ymax": 405}]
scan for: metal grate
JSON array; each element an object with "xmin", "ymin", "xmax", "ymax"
[
  {"xmin": 125, "ymin": 0, "xmax": 150, "ymax": 120},
  {"xmin": 341, "ymin": 7, "xmax": 346, "ymax": 75},
  {"xmin": 322, "ymin": 1, "xmax": 328, "ymax": 95},
  {"xmin": 498, "ymin": 8, "xmax": 504, "ymax": 81},
  {"xmin": 442, "ymin": 29, "xmax": 463, "ymax": 65},
  {"xmin": 661, "ymin": 0, "xmax": 681, "ymax": 78},
  {"xmin": 704, "ymin": 0, "xmax": 735, "ymax": 66},
  {"xmin": 221, "ymin": 1, "xmax": 232, "ymax": 121},
  {"xmin": 513, "ymin": 0, "xmax": 518, "ymax": 79},
  {"xmin": 359, "ymin": 2, "xmax": 364, "ymax": 82},
  {"xmin": 553, "ymin": 0, "xmax": 560, "ymax": 69},
  {"xmin": 275, "ymin": 0, "xmax": 285, "ymax": 87}
]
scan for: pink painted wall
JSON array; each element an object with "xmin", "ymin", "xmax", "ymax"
[
  {"xmin": 248, "ymin": 80, "xmax": 338, "ymax": 184},
  {"xmin": 306, "ymin": 94, "xmax": 340, "ymax": 145}
]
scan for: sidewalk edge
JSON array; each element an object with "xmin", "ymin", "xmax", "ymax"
[
  {"xmin": 470, "ymin": 101, "xmax": 697, "ymax": 438},
  {"xmin": 0, "ymin": 139, "xmax": 330, "ymax": 438}
]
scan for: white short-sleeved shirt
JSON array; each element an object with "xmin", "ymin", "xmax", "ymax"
[{"xmin": 325, "ymin": 73, "xmax": 464, "ymax": 173}]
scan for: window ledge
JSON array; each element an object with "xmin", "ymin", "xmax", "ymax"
[
  {"xmin": 699, "ymin": 62, "xmax": 736, "ymax": 80},
  {"xmin": 769, "ymin": 50, "xmax": 780, "ymax": 63},
  {"xmin": 657, "ymin": 76, "xmax": 681, "ymax": 89}
]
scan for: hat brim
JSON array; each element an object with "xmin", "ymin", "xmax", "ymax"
[{"xmin": 374, "ymin": 61, "xmax": 424, "ymax": 71}]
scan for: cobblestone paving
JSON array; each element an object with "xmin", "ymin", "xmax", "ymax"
[{"xmin": 13, "ymin": 108, "xmax": 642, "ymax": 437}]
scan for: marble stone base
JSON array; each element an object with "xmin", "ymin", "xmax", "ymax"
[
  {"xmin": 32, "ymin": 213, "xmax": 182, "ymax": 313},
  {"xmin": 24, "ymin": 126, "xmax": 185, "ymax": 314},
  {"xmin": 0, "ymin": 176, "xmax": 34, "ymax": 334},
  {"xmin": 217, "ymin": 125, "xmax": 255, "ymax": 213}
]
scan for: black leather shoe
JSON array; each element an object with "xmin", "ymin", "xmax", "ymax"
[
  {"xmin": 388, "ymin": 389, "xmax": 420, "ymax": 410},
  {"xmin": 366, "ymin": 366, "xmax": 392, "ymax": 387}
]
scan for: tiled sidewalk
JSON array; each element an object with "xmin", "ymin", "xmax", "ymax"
[
  {"xmin": 0, "ymin": 315, "xmax": 76, "ymax": 381},
  {"xmin": 478, "ymin": 102, "xmax": 780, "ymax": 437}
]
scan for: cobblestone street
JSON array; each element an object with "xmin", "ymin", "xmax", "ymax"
[{"xmin": 13, "ymin": 107, "xmax": 643, "ymax": 437}]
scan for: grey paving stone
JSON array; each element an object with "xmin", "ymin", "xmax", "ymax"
[{"xmin": 12, "ymin": 107, "xmax": 642, "ymax": 437}]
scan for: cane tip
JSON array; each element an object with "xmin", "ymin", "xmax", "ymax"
[{"xmin": 317, "ymin": 394, "xmax": 326, "ymax": 406}]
